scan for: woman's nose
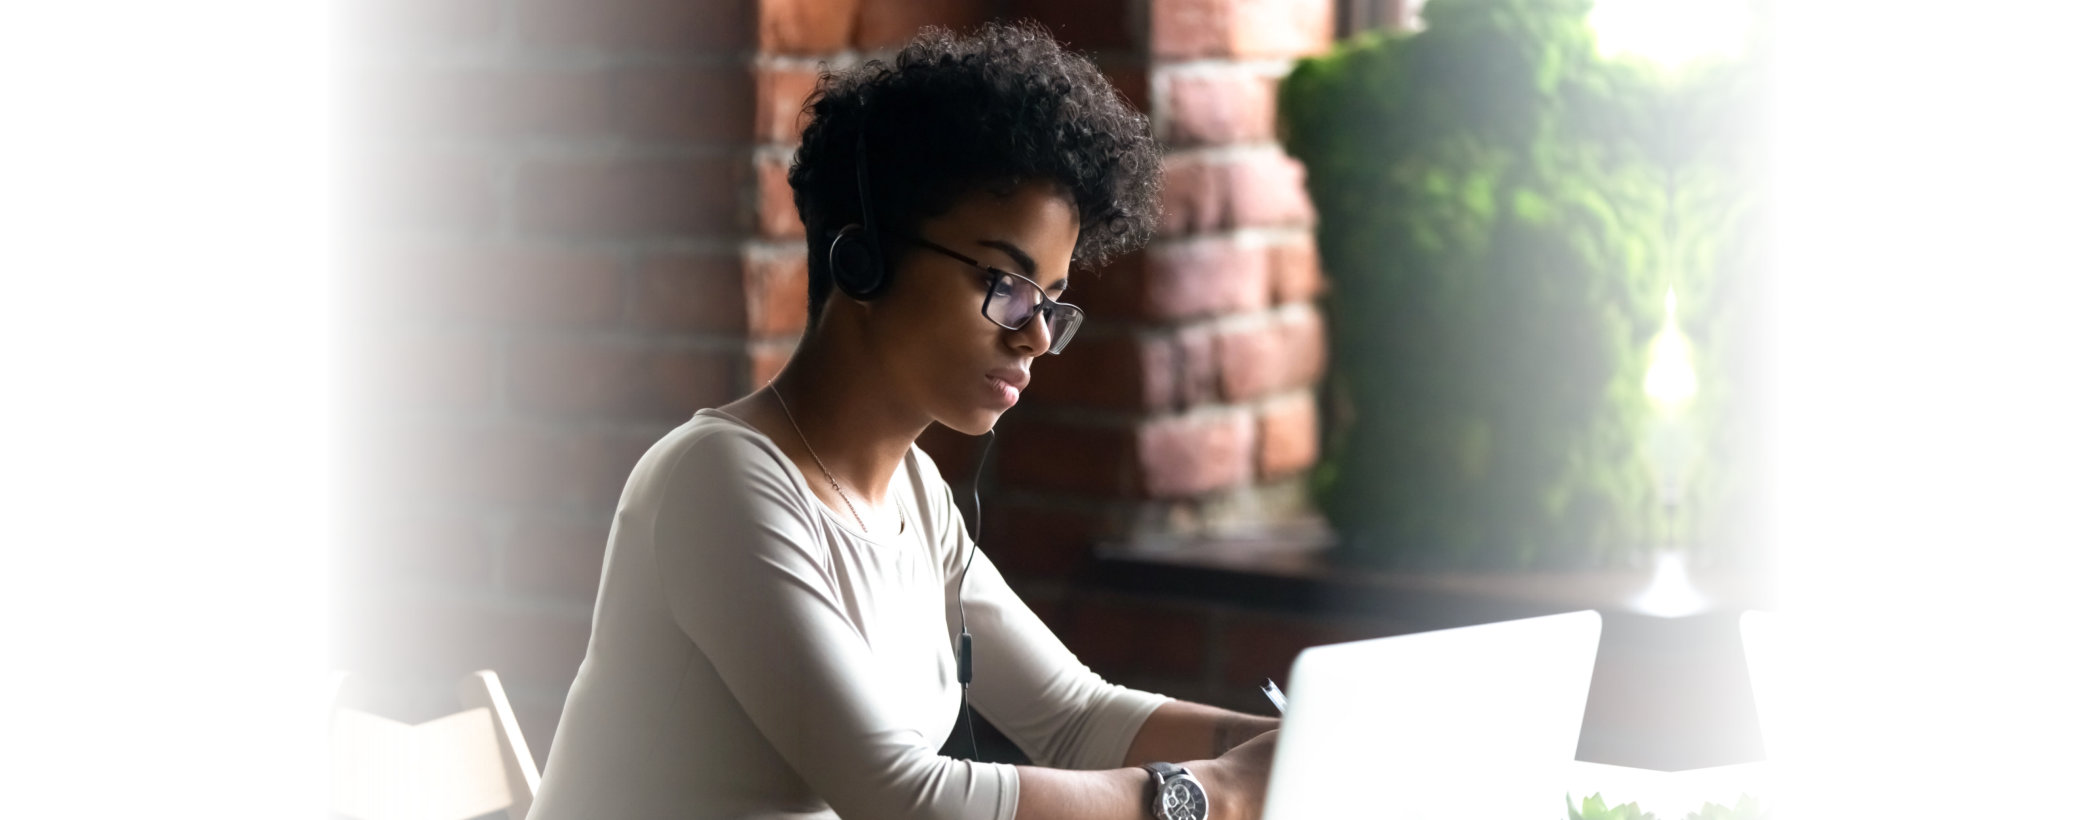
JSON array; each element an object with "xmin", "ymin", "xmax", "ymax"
[{"xmin": 1008, "ymin": 312, "xmax": 1053, "ymax": 355}]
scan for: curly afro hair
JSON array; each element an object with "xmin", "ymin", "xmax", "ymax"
[{"xmin": 788, "ymin": 22, "xmax": 1161, "ymax": 324}]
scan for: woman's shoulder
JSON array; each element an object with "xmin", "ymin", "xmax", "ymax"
[
  {"xmin": 901, "ymin": 439, "xmax": 960, "ymax": 501},
  {"xmin": 629, "ymin": 409, "xmax": 800, "ymax": 496},
  {"xmin": 668, "ymin": 407, "xmax": 780, "ymax": 452}
]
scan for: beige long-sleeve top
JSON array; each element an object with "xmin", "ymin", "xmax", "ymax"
[{"xmin": 528, "ymin": 409, "xmax": 1170, "ymax": 820}]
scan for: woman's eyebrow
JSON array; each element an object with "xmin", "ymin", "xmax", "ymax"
[
  {"xmin": 975, "ymin": 238, "xmax": 1069, "ymax": 293},
  {"xmin": 975, "ymin": 239, "xmax": 1036, "ymax": 277}
]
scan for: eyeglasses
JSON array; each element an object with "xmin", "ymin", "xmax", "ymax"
[{"xmin": 908, "ymin": 236, "xmax": 1085, "ymax": 355}]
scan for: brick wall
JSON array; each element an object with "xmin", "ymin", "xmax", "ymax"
[
  {"xmin": 336, "ymin": 0, "xmax": 767, "ymax": 756},
  {"xmin": 996, "ymin": 0, "xmax": 1338, "ymax": 711},
  {"xmin": 336, "ymin": 0, "xmax": 1339, "ymax": 762}
]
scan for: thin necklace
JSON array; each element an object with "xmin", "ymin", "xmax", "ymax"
[{"xmin": 769, "ymin": 384, "xmax": 870, "ymax": 534}]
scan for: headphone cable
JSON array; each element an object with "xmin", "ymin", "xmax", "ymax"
[{"xmin": 956, "ymin": 428, "xmax": 994, "ymax": 761}]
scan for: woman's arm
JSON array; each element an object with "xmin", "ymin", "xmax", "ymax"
[
  {"xmin": 1009, "ymin": 766, "xmax": 1148, "ymax": 820},
  {"xmin": 656, "ymin": 432, "xmax": 1027, "ymax": 820},
  {"xmin": 1013, "ymin": 728, "xmax": 1279, "ymax": 820},
  {"xmin": 1121, "ymin": 700, "xmax": 1280, "ymax": 767}
]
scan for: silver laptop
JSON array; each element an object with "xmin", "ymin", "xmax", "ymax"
[
  {"xmin": 1737, "ymin": 610, "xmax": 1781, "ymax": 760},
  {"xmin": 1262, "ymin": 610, "xmax": 1604, "ymax": 820}
]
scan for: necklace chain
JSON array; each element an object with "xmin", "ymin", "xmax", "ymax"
[{"xmin": 769, "ymin": 385, "xmax": 870, "ymax": 534}]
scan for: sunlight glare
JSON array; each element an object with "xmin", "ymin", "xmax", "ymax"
[{"xmin": 1590, "ymin": 0, "xmax": 1753, "ymax": 65}]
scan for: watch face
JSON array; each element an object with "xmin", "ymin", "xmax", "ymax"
[{"xmin": 1158, "ymin": 777, "xmax": 1208, "ymax": 820}]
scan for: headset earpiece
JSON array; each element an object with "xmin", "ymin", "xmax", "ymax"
[
  {"xmin": 828, "ymin": 224, "xmax": 888, "ymax": 301},
  {"xmin": 829, "ymin": 126, "xmax": 891, "ymax": 302}
]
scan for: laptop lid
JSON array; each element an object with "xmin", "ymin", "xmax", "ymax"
[
  {"xmin": 1737, "ymin": 610, "xmax": 1781, "ymax": 760},
  {"xmin": 1262, "ymin": 609, "xmax": 1603, "ymax": 820}
]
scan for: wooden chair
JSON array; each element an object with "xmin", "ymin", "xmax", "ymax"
[{"xmin": 330, "ymin": 670, "xmax": 540, "ymax": 820}]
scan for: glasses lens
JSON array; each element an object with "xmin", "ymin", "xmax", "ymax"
[
  {"xmin": 985, "ymin": 274, "xmax": 1040, "ymax": 328},
  {"xmin": 983, "ymin": 273, "xmax": 1083, "ymax": 355},
  {"xmin": 1043, "ymin": 305, "xmax": 1080, "ymax": 354}
]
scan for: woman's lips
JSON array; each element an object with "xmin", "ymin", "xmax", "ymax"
[{"xmin": 987, "ymin": 375, "xmax": 1021, "ymax": 407}]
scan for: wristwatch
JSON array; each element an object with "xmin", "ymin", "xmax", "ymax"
[{"xmin": 1140, "ymin": 762, "xmax": 1210, "ymax": 820}]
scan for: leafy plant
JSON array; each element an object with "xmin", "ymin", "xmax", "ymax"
[
  {"xmin": 1564, "ymin": 792, "xmax": 1770, "ymax": 820},
  {"xmin": 1570, "ymin": 792, "xmax": 1659, "ymax": 820},
  {"xmin": 1279, "ymin": 0, "xmax": 1766, "ymax": 569},
  {"xmin": 1683, "ymin": 793, "xmax": 1768, "ymax": 820}
]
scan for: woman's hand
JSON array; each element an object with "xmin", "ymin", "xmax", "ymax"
[{"xmin": 1195, "ymin": 729, "xmax": 1278, "ymax": 820}]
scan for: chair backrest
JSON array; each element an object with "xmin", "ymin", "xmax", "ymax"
[
  {"xmin": 455, "ymin": 670, "xmax": 540, "ymax": 817},
  {"xmin": 330, "ymin": 670, "xmax": 540, "ymax": 820}
]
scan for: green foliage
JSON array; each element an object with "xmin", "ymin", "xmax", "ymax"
[
  {"xmin": 1683, "ymin": 793, "xmax": 1769, "ymax": 820},
  {"xmin": 1570, "ymin": 792, "xmax": 1659, "ymax": 820},
  {"xmin": 1564, "ymin": 792, "xmax": 1770, "ymax": 820},
  {"xmin": 1280, "ymin": 0, "xmax": 1766, "ymax": 569}
]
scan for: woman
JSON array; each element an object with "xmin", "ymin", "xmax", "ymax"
[{"xmin": 529, "ymin": 23, "xmax": 1278, "ymax": 820}]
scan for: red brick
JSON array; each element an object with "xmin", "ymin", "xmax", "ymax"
[
  {"xmin": 1215, "ymin": 309, "xmax": 1324, "ymax": 401},
  {"xmin": 1008, "ymin": 0, "xmax": 1135, "ymax": 51},
  {"xmin": 359, "ymin": 328, "xmax": 495, "ymax": 413},
  {"xmin": 1149, "ymin": 0, "xmax": 1227, "ymax": 59},
  {"xmin": 1225, "ymin": 152, "xmax": 1316, "ymax": 228},
  {"xmin": 1072, "ymin": 245, "xmax": 1266, "ymax": 324},
  {"xmin": 1145, "ymin": 235, "xmax": 1270, "ymax": 318},
  {"xmin": 747, "ymin": 339, "xmax": 798, "ymax": 389},
  {"xmin": 612, "ymin": 64, "xmax": 754, "ymax": 143},
  {"xmin": 514, "ymin": 157, "xmax": 740, "ymax": 239},
  {"xmin": 1176, "ymin": 326, "xmax": 1221, "ymax": 406},
  {"xmin": 1061, "ymin": 595, "xmax": 1208, "ymax": 680},
  {"xmin": 1214, "ymin": 323, "xmax": 1280, "ymax": 402},
  {"xmin": 518, "ymin": 0, "xmax": 755, "ymax": 50},
  {"xmin": 1256, "ymin": 392, "xmax": 1319, "ymax": 479},
  {"xmin": 632, "ymin": 252, "xmax": 750, "ymax": 334},
  {"xmin": 998, "ymin": 421, "xmax": 1138, "ymax": 497},
  {"xmin": 1159, "ymin": 156, "xmax": 1222, "ymax": 237},
  {"xmin": 361, "ymin": 247, "xmax": 624, "ymax": 328},
  {"xmin": 1219, "ymin": 612, "xmax": 1400, "ymax": 688},
  {"xmin": 358, "ymin": 150, "xmax": 496, "ymax": 236},
  {"xmin": 1267, "ymin": 236, "xmax": 1324, "ymax": 304},
  {"xmin": 1151, "ymin": 0, "xmax": 1334, "ymax": 59},
  {"xmin": 755, "ymin": 155, "xmax": 804, "ymax": 239},
  {"xmin": 855, "ymin": 0, "xmax": 992, "ymax": 50},
  {"xmin": 336, "ymin": 595, "xmax": 593, "ymax": 687},
  {"xmin": 358, "ymin": 68, "xmax": 611, "ymax": 141},
  {"xmin": 506, "ymin": 339, "xmax": 737, "ymax": 421},
  {"xmin": 1136, "ymin": 410, "xmax": 1253, "ymax": 498},
  {"xmin": 760, "ymin": 0, "xmax": 859, "ymax": 54},
  {"xmin": 1234, "ymin": 0, "xmax": 1334, "ymax": 57},
  {"xmin": 756, "ymin": 65, "xmax": 823, "ymax": 144},
  {"xmin": 1162, "ymin": 70, "xmax": 1277, "ymax": 146},
  {"xmin": 346, "ymin": 513, "xmax": 494, "ymax": 589},
  {"xmin": 746, "ymin": 252, "xmax": 810, "ymax": 337},
  {"xmin": 1073, "ymin": 249, "xmax": 1150, "ymax": 320},
  {"xmin": 1024, "ymin": 333, "xmax": 1175, "ymax": 411},
  {"xmin": 1160, "ymin": 152, "xmax": 1315, "ymax": 235},
  {"xmin": 631, "ymin": 249, "xmax": 804, "ymax": 336},
  {"xmin": 349, "ymin": 0, "xmax": 499, "ymax": 48},
  {"xmin": 1279, "ymin": 308, "xmax": 1328, "ymax": 387},
  {"xmin": 504, "ymin": 516, "xmax": 611, "ymax": 603}
]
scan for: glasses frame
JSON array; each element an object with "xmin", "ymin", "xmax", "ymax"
[{"xmin": 907, "ymin": 236, "xmax": 1084, "ymax": 355}]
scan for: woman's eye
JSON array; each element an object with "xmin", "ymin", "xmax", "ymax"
[{"xmin": 990, "ymin": 279, "xmax": 1018, "ymax": 298}]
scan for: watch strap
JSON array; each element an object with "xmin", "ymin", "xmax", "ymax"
[{"xmin": 1141, "ymin": 762, "xmax": 1203, "ymax": 820}]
